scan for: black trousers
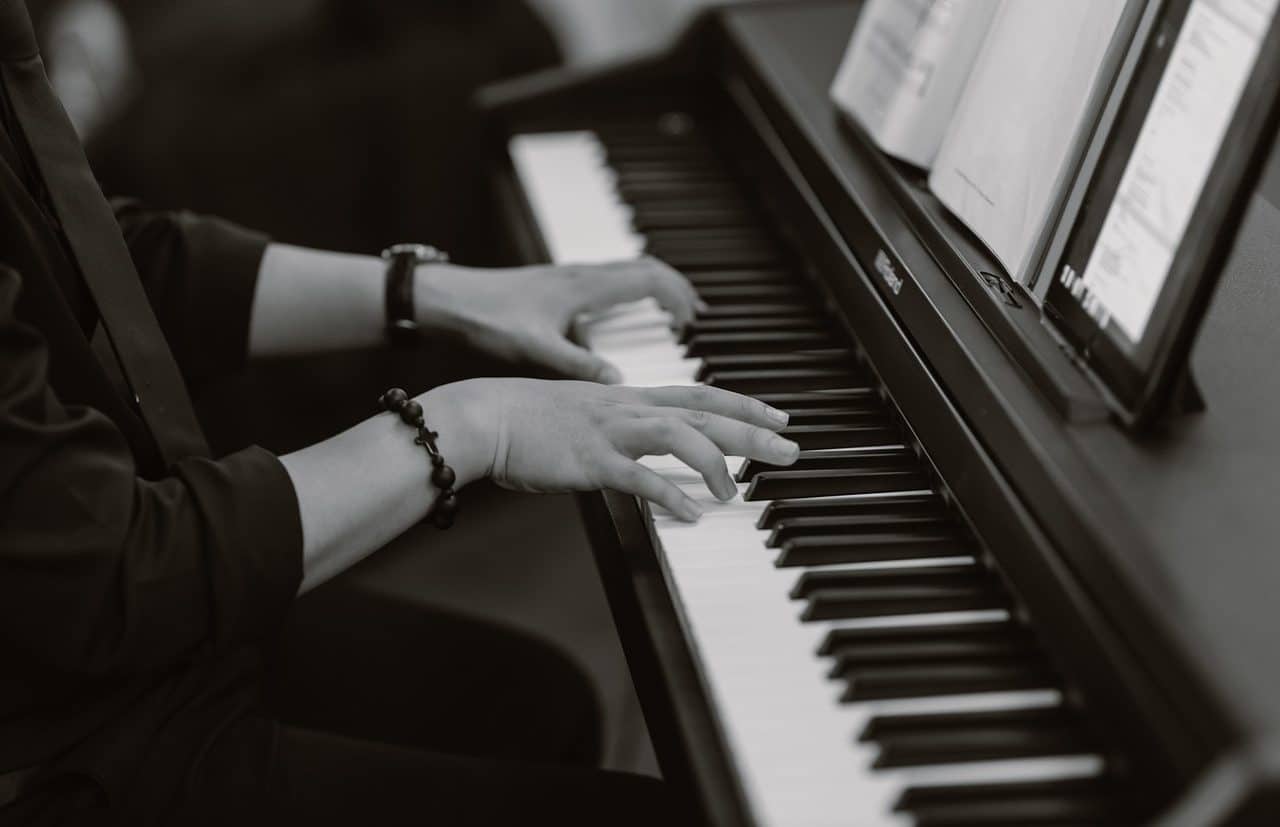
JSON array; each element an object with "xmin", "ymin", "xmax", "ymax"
[{"xmin": 169, "ymin": 579, "xmax": 682, "ymax": 825}]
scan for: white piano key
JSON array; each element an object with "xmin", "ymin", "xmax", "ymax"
[{"xmin": 509, "ymin": 131, "xmax": 643, "ymax": 264}]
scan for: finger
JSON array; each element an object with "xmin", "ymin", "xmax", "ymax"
[
  {"xmin": 633, "ymin": 407, "xmax": 798, "ymax": 467},
  {"xmin": 525, "ymin": 334, "xmax": 623, "ymax": 384},
  {"xmin": 579, "ymin": 258, "xmax": 701, "ymax": 327},
  {"xmin": 618, "ymin": 418, "xmax": 737, "ymax": 501},
  {"xmin": 601, "ymin": 454, "xmax": 702, "ymax": 522},
  {"xmin": 634, "ymin": 384, "xmax": 790, "ymax": 430}
]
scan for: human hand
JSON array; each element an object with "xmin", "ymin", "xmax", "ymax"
[
  {"xmin": 422, "ymin": 379, "xmax": 796, "ymax": 521},
  {"xmin": 414, "ymin": 257, "xmax": 700, "ymax": 383}
]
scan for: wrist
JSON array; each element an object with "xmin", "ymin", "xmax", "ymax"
[
  {"xmin": 412, "ymin": 262, "xmax": 468, "ymax": 333},
  {"xmin": 417, "ymin": 380, "xmax": 494, "ymax": 488}
]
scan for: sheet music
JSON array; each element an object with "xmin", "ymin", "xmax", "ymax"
[
  {"xmin": 1076, "ymin": 0, "xmax": 1279, "ymax": 342},
  {"xmin": 829, "ymin": 0, "xmax": 999, "ymax": 168},
  {"xmin": 928, "ymin": 0, "xmax": 1128, "ymax": 282}
]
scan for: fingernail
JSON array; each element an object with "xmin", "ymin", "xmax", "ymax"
[
  {"xmin": 772, "ymin": 435, "xmax": 800, "ymax": 462},
  {"xmin": 598, "ymin": 365, "xmax": 623, "ymax": 384},
  {"xmin": 680, "ymin": 499, "xmax": 703, "ymax": 521},
  {"xmin": 765, "ymin": 406, "xmax": 789, "ymax": 427}
]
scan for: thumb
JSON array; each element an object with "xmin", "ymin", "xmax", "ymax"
[{"xmin": 527, "ymin": 335, "xmax": 622, "ymax": 384}]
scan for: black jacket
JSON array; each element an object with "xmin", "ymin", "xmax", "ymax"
[{"xmin": 0, "ymin": 71, "xmax": 302, "ymax": 813}]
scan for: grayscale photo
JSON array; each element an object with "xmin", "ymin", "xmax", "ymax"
[{"xmin": 2, "ymin": 0, "xmax": 1278, "ymax": 824}]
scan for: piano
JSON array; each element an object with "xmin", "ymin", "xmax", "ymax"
[{"xmin": 479, "ymin": 2, "xmax": 1280, "ymax": 824}]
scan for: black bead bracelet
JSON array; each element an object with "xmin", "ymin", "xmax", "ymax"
[{"xmin": 378, "ymin": 387, "xmax": 458, "ymax": 529}]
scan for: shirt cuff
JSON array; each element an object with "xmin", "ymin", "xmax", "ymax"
[
  {"xmin": 175, "ymin": 213, "xmax": 271, "ymax": 383},
  {"xmin": 173, "ymin": 445, "xmax": 303, "ymax": 648}
]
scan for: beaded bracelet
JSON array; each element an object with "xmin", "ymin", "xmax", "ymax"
[{"xmin": 378, "ymin": 387, "xmax": 458, "ymax": 529}]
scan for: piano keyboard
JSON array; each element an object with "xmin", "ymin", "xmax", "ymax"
[{"xmin": 510, "ymin": 117, "xmax": 1121, "ymax": 826}]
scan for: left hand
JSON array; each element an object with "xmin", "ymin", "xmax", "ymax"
[{"xmin": 413, "ymin": 257, "xmax": 701, "ymax": 383}]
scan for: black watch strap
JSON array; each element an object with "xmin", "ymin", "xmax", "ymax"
[{"xmin": 382, "ymin": 244, "xmax": 447, "ymax": 348}]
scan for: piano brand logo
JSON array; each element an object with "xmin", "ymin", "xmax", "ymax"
[{"xmin": 875, "ymin": 249, "xmax": 904, "ymax": 295}]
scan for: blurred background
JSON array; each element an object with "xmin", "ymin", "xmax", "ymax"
[{"xmin": 31, "ymin": 0, "xmax": 745, "ymax": 262}]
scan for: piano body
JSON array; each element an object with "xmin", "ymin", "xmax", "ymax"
[{"xmin": 479, "ymin": 2, "xmax": 1280, "ymax": 824}]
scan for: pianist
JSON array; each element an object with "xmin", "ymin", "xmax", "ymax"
[{"xmin": 0, "ymin": 0, "xmax": 800, "ymax": 823}]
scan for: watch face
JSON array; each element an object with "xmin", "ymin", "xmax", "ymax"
[
  {"xmin": 383, "ymin": 243, "xmax": 449, "ymax": 263},
  {"xmin": 388, "ymin": 318, "xmax": 421, "ymax": 348}
]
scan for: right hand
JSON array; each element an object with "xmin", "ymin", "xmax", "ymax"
[{"xmin": 422, "ymin": 379, "xmax": 799, "ymax": 521}]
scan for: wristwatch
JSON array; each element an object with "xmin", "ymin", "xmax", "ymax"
[{"xmin": 381, "ymin": 243, "xmax": 449, "ymax": 348}]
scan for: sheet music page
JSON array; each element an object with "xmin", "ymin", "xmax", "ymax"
[
  {"xmin": 1075, "ymin": 0, "xmax": 1279, "ymax": 342},
  {"xmin": 928, "ymin": 0, "xmax": 1128, "ymax": 281},
  {"xmin": 829, "ymin": 0, "xmax": 999, "ymax": 168}
]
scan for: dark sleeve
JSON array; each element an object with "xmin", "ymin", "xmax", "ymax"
[
  {"xmin": 111, "ymin": 199, "xmax": 270, "ymax": 392},
  {"xmin": 0, "ymin": 264, "xmax": 302, "ymax": 677}
]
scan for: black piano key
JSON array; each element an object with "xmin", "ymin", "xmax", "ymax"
[
  {"xmin": 694, "ymin": 302, "xmax": 818, "ymax": 319},
  {"xmin": 746, "ymin": 466, "xmax": 925, "ymax": 500},
  {"xmin": 644, "ymin": 227, "xmax": 774, "ymax": 245},
  {"xmin": 874, "ymin": 724, "xmax": 1091, "ymax": 769},
  {"xmin": 617, "ymin": 179, "xmax": 743, "ymax": 200},
  {"xmin": 864, "ymin": 707, "xmax": 1090, "ymax": 768},
  {"xmin": 649, "ymin": 240, "xmax": 782, "ymax": 262},
  {"xmin": 836, "ymin": 659, "xmax": 1055, "ymax": 702},
  {"xmin": 770, "ymin": 512, "xmax": 952, "ymax": 547},
  {"xmin": 694, "ymin": 284, "xmax": 810, "ymax": 303},
  {"xmin": 658, "ymin": 248, "xmax": 784, "ymax": 271},
  {"xmin": 826, "ymin": 636, "xmax": 1040, "ymax": 674},
  {"xmin": 753, "ymin": 389, "xmax": 880, "ymax": 411},
  {"xmin": 817, "ymin": 620, "xmax": 1025, "ymax": 658},
  {"xmin": 783, "ymin": 408, "xmax": 890, "ymax": 427},
  {"xmin": 775, "ymin": 531, "xmax": 964, "ymax": 567},
  {"xmin": 611, "ymin": 164, "xmax": 729, "ymax": 184},
  {"xmin": 686, "ymin": 330, "xmax": 838, "ymax": 357},
  {"xmin": 777, "ymin": 423, "xmax": 901, "ymax": 450},
  {"xmin": 706, "ymin": 367, "xmax": 864, "ymax": 394},
  {"xmin": 738, "ymin": 447, "xmax": 915, "ymax": 483},
  {"xmin": 739, "ymin": 447, "xmax": 912, "ymax": 477},
  {"xmin": 680, "ymin": 316, "xmax": 824, "ymax": 343},
  {"xmin": 683, "ymin": 268, "xmax": 793, "ymax": 287},
  {"xmin": 793, "ymin": 566, "xmax": 1002, "ymax": 621},
  {"xmin": 695, "ymin": 349, "xmax": 853, "ymax": 378},
  {"xmin": 864, "ymin": 704, "xmax": 1069, "ymax": 742},
  {"xmin": 627, "ymin": 195, "xmax": 753, "ymax": 214},
  {"xmin": 801, "ymin": 581, "xmax": 1007, "ymax": 622},
  {"xmin": 759, "ymin": 494, "xmax": 942, "ymax": 531},
  {"xmin": 897, "ymin": 778, "xmax": 1119, "ymax": 826},
  {"xmin": 792, "ymin": 565, "xmax": 979, "ymax": 600},
  {"xmin": 746, "ymin": 467, "xmax": 929, "ymax": 501},
  {"xmin": 631, "ymin": 207, "xmax": 753, "ymax": 231}
]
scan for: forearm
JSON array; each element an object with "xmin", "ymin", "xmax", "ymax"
[
  {"xmin": 247, "ymin": 243, "xmax": 387, "ymax": 357},
  {"xmin": 279, "ymin": 383, "xmax": 492, "ymax": 593}
]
